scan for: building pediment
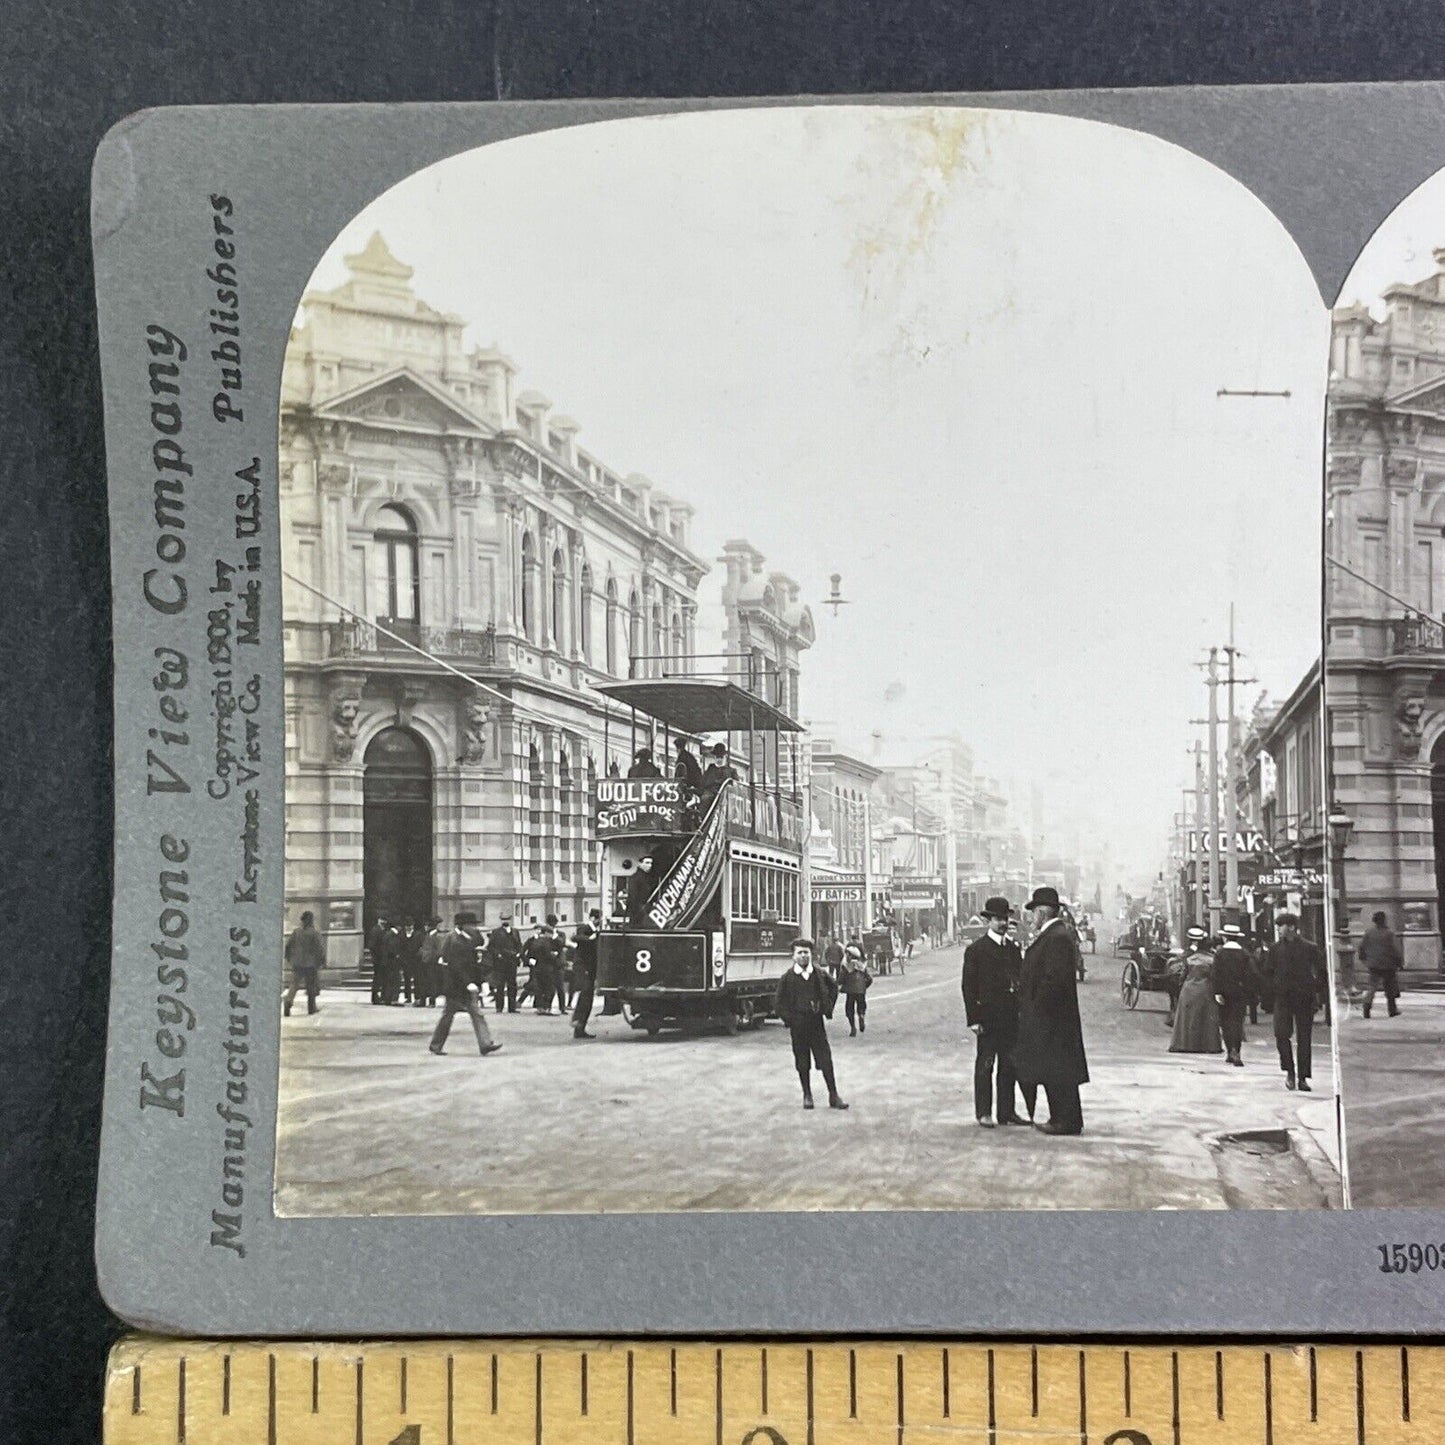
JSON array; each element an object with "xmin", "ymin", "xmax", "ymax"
[
  {"xmin": 1387, "ymin": 373, "xmax": 1445, "ymax": 416},
  {"xmin": 315, "ymin": 368, "xmax": 491, "ymax": 437}
]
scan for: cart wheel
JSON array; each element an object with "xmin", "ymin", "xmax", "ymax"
[{"xmin": 1121, "ymin": 961, "xmax": 1141, "ymax": 1010}]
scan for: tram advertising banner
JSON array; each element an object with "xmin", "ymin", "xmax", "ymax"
[
  {"xmin": 644, "ymin": 787, "xmax": 729, "ymax": 930},
  {"xmin": 594, "ymin": 777, "xmax": 686, "ymax": 837}
]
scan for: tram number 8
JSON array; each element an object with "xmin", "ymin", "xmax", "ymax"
[{"xmin": 635, "ymin": 949, "xmax": 653, "ymax": 974}]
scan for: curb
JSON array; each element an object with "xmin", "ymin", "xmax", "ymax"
[{"xmin": 1287, "ymin": 1123, "xmax": 1345, "ymax": 1207}]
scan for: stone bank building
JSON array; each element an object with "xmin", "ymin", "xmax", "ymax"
[
  {"xmin": 1328, "ymin": 247, "xmax": 1445, "ymax": 976},
  {"xmin": 280, "ymin": 235, "xmax": 715, "ymax": 962}
]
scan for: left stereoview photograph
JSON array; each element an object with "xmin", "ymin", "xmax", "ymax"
[{"xmin": 271, "ymin": 105, "xmax": 1340, "ymax": 1216}]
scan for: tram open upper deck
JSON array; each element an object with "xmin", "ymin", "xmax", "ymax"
[{"xmin": 589, "ymin": 676, "xmax": 809, "ymax": 1034}]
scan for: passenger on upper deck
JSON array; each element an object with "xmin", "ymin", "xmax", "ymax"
[
  {"xmin": 673, "ymin": 737, "xmax": 704, "ymax": 792},
  {"xmin": 627, "ymin": 747, "xmax": 662, "ymax": 779},
  {"xmin": 700, "ymin": 742, "xmax": 739, "ymax": 803}
]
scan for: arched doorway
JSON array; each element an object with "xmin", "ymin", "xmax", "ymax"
[
  {"xmin": 1431, "ymin": 733, "xmax": 1445, "ymax": 943},
  {"xmin": 363, "ymin": 726, "xmax": 433, "ymax": 931}
]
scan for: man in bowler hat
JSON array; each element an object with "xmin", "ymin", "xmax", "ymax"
[
  {"xmin": 961, "ymin": 896, "xmax": 1028, "ymax": 1127},
  {"xmin": 487, "ymin": 913, "xmax": 521, "ymax": 1013},
  {"xmin": 430, "ymin": 912, "xmax": 503, "ymax": 1057},
  {"xmin": 1012, "ymin": 886, "xmax": 1089, "ymax": 1135},
  {"xmin": 1264, "ymin": 912, "xmax": 1326, "ymax": 1091}
]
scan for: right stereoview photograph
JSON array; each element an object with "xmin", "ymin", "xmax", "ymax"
[{"xmin": 1328, "ymin": 165, "xmax": 1445, "ymax": 1207}]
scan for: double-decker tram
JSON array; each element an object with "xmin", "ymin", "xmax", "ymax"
[{"xmin": 590, "ymin": 676, "xmax": 807, "ymax": 1035}]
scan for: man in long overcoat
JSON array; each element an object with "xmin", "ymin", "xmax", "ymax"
[
  {"xmin": 1264, "ymin": 912, "xmax": 1326, "ymax": 1091},
  {"xmin": 961, "ymin": 896, "xmax": 1027, "ymax": 1127},
  {"xmin": 1359, "ymin": 910, "xmax": 1403, "ymax": 1019},
  {"xmin": 1012, "ymin": 886, "xmax": 1089, "ymax": 1135},
  {"xmin": 487, "ymin": 915, "xmax": 522, "ymax": 1013},
  {"xmin": 429, "ymin": 913, "xmax": 503, "ymax": 1057},
  {"xmin": 283, "ymin": 910, "xmax": 326, "ymax": 1016},
  {"xmin": 1211, "ymin": 921, "xmax": 1252, "ymax": 1066}
]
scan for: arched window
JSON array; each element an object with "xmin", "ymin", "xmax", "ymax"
[
  {"xmin": 551, "ymin": 547, "xmax": 567, "ymax": 651},
  {"xmin": 627, "ymin": 589, "xmax": 641, "ymax": 676},
  {"xmin": 605, "ymin": 579, "xmax": 619, "ymax": 674},
  {"xmin": 579, "ymin": 564, "xmax": 593, "ymax": 661},
  {"xmin": 528, "ymin": 742, "xmax": 543, "ymax": 881},
  {"xmin": 650, "ymin": 603, "xmax": 663, "ymax": 677},
  {"xmin": 670, "ymin": 610, "xmax": 684, "ymax": 668},
  {"xmin": 586, "ymin": 755, "xmax": 599, "ymax": 880},
  {"xmin": 558, "ymin": 746, "xmax": 573, "ymax": 880},
  {"xmin": 375, "ymin": 504, "xmax": 419, "ymax": 623},
  {"xmin": 520, "ymin": 532, "xmax": 537, "ymax": 642}
]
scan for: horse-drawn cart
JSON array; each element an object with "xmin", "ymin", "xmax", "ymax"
[
  {"xmin": 863, "ymin": 927, "xmax": 902, "ymax": 976},
  {"xmin": 1120, "ymin": 947, "xmax": 1184, "ymax": 1014}
]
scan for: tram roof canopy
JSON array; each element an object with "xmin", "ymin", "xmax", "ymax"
[{"xmin": 591, "ymin": 678, "xmax": 804, "ymax": 734}]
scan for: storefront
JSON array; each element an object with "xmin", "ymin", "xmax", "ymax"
[
  {"xmin": 1254, "ymin": 865, "xmax": 1325, "ymax": 949},
  {"xmin": 893, "ymin": 877, "xmax": 947, "ymax": 943},
  {"xmin": 810, "ymin": 870, "xmax": 867, "ymax": 944}
]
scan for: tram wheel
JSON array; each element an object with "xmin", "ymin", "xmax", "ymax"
[
  {"xmin": 1121, "ymin": 961, "xmax": 1141, "ymax": 1011},
  {"xmin": 643, "ymin": 1017, "xmax": 662, "ymax": 1037},
  {"xmin": 735, "ymin": 998, "xmax": 756, "ymax": 1032}
]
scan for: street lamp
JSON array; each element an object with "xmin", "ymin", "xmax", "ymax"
[{"xmin": 1327, "ymin": 804, "xmax": 1355, "ymax": 995}]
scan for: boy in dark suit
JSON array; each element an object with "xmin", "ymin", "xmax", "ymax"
[{"xmin": 773, "ymin": 939, "xmax": 848, "ymax": 1110}]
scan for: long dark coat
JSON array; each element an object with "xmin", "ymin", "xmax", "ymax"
[
  {"xmin": 1210, "ymin": 942, "xmax": 1252, "ymax": 1004},
  {"xmin": 1012, "ymin": 921, "xmax": 1090, "ymax": 1088},
  {"xmin": 961, "ymin": 934, "xmax": 1021, "ymax": 1034},
  {"xmin": 438, "ymin": 928, "xmax": 485, "ymax": 999}
]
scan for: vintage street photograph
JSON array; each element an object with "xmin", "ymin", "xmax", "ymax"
[
  {"xmin": 1328, "ymin": 165, "xmax": 1445, "ymax": 1208},
  {"xmin": 273, "ymin": 106, "xmax": 1341, "ymax": 1214}
]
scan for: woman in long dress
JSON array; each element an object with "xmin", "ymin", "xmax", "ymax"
[{"xmin": 1169, "ymin": 949, "xmax": 1223, "ymax": 1054}]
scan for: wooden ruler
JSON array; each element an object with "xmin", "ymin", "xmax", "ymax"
[{"xmin": 104, "ymin": 1337, "xmax": 1437, "ymax": 1444}]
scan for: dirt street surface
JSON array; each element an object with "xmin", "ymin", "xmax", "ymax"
[
  {"xmin": 275, "ymin": 941, "xmax": 1341, "ymax": 1215},
  {"xmin": 1338, "ymin": 990, "xmax": 1445, "ymax": 1208}
]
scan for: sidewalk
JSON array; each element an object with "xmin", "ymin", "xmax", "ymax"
[{"xmin": 1338, "ymin": 991, "xmax": 1445, "ymax": 1207}]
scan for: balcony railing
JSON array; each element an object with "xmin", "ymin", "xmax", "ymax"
[
  {"xmin": 1390, "ymin": 616, "xmax": 1445, "ymax": 654},
  {"xmin": 326, "ymin": 618, "xmax": 497, "ymax": 664}
]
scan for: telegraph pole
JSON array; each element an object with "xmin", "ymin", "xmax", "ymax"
[
  {"xmin": 1220, "ymin": 606, "xmax": 1258, "ymax": 926},
  {"xmin": 1206, "ymin": 648, "xmax": 1223, "ymax": 932},
  {"xmin": 1194, "ymin": 741, "xmax": 1208, "ymax": 927}
]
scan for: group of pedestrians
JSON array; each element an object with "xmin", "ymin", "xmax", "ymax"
[
  {"xmin": 961, "ymin": 888, "xmax": 1090, "ymax": 1136},
  {"xmin": 282, "ymin": 909, "xmax": 603, "ymax": 1057},
  {"xmin": 769, "ymin": 888, "xmax": 1090, "ymax": 1131},
  {"xmin": 1167, "ymin": 915, "xmax": 1327, "ymax": 1091},
  {"xmin": 424, "ymin": 911, "xmax": 603, "ymax": 1053}
]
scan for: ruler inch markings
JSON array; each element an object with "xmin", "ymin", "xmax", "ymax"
[{"xmin": 101, "ymin": 1339, "xmax": 1445, "ymax": 1444}]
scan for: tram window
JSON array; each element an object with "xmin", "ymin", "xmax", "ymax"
[{"xmin": 728, "ymin": 861, "xmax": 801, "ymax": 924}]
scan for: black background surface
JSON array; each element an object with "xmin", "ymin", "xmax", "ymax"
[{"xmin": 2, "ymin": 4, "xmax": 1442, "ymax": 1441}]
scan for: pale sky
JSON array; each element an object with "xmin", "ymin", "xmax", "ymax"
[
  {"xmin": 1336, "ymin": 164, "xmax": 1445, "ymax": 314},
  {"xmin": 305, "ymin": 106, "xmax": 1328, "ymax": 887}
]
